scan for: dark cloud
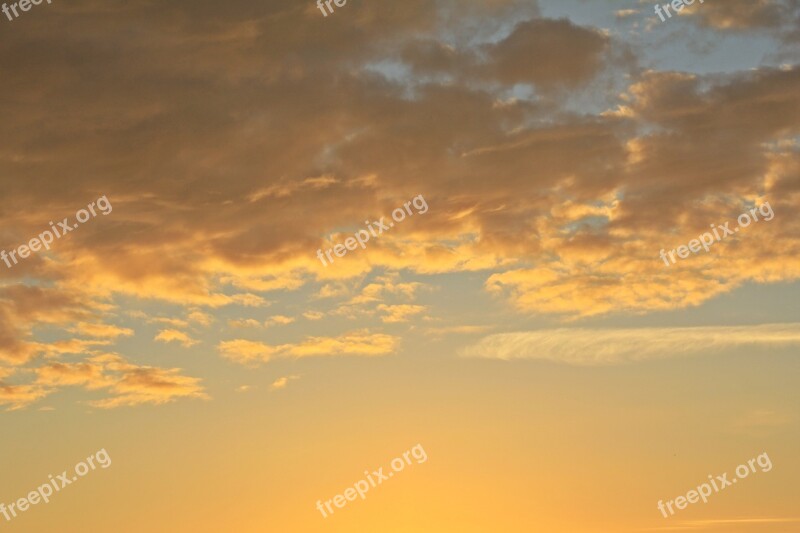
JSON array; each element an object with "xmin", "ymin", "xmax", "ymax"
[
  {"xmin": 483, "ymin": 18, "xmax": 610, "ymax": 87},
  {"xmin": 0, "ymin": 0, "xmax": 798, "ymax": 403}
]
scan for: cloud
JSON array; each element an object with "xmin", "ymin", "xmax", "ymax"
[
  {"xmin": 217, "ymin": 339, "xmax": 276, "ymax": 365},
  {"xmin": 2, "ymin": 10, "xmax": 792, "ymax": 327},
  {"xmin": 228, "ymin": 318, "xmax": 263, "ymax": 328},
  {"xmin": 90, "ymin": 365, "xmax": 208, "ymax": 409},
  {"xmin": 425, "ymin": 325, "xmax": 492, "ymax": 337},
  {"xmin": 0, "ymin": 355, "xmax": 207, "ymax": 410},
  {"xmin": 0, "ymin": 0, "xmax": 798, "ymax": 412},
  {"xmin": 248, "ymin": 175, "xmax": 339, "ymax": 201},
  {"xmin": 270, "ymin": 375, "xmax": 299, "ymax": 390},
  {"xmin": 461, "ymin": 324, "xmax": 800, "ymax": 365},
  {"xmin": 230, "ymin": 294, "xmax": 270, "ymax": 307},
  {"xmin": 0, "ymin": 285, "xmax": 96, "ymax": 363},
  {"xmin": 35, "ymin": 362, "xmax": 110, "ymax": 388},
  {"xmin": 187, "ymin": 311, "xmax": 214, "ymax": 326},
  {"xmin": 377, "ymin": 304, "xmax": 427, "ymax": 323},
  {"xmin": 71, "ymin": 322, "xmax": 134, "ymax": 338},
  {"xmin": 218, "ymin": 330, "xmax": 399, "ymax": 365},
  {"xmin": 615, "ymin": 9, "xmax": 639, "ymax": 19},
  {"xmin": 348, "ymin": 275, "xmax": 423, "ymax": 305},
  {"xmin": 154, "ymin": 329, "xmax": 199, "ymax": 348},
  {"xmin": 263, "ymin": 315, "xmax": 295, "ymax": 327},
  {"xmin": 482, "ymin": 18, "xmax": 610, "ymax": 87},
  {"xmin": 400, "ymin": 39, "xmax": 474, "ymax": 76},
  {"xmin": 680, "ymin": 0, "xmax": 797, "ymax": 31},
  {"xmin": 670, "ymin": 518, "xmax": 800, "ymax": 530},
  {"xmin": 731, "ymin": 408, "xmax": 793, "ymax": 433},
  {"xmin": 398, "ymin": 14, "xmax": 616, "ymax": 89},
  {"xmin": 147, "ymin": 317, "xmax": 190, "ymax": 328},
  {"xmin": 0, "ymin": 384, "xmax": 49, "ymax": 411}
]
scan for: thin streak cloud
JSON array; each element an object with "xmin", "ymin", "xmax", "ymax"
[{"xmin": 461, "ymin": 324, "xmax": 800, "ymax": 365}]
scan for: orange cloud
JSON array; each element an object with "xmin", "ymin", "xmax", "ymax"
[
  {"xmin": 218, "ymin": 330, "xmax": 399, "ymax": 366},
  {"xmin": 0, "ymin": 355, "xmax": 207, "ymax": 410},
  {"xmin": 154, "ymin": 329, "xmax": 199, "ymax": 348}
]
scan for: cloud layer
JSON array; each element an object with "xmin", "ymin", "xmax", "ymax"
[{"xmin": 0, "ymin": 0, "xmax": 798, "ymax": 407}]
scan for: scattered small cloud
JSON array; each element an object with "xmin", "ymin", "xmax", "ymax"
[
  {"xmin": 218, "ymin": 330, "xmax": 399, "ymax": 366},
  {"xmin": 154, "ymin": 329, "xmax": 199, "ymax": 348},
  {"xmin": 264, "ymin": 315, "xmax": 295, "ymax": 327},
  {"xmin": 615, "ymin": 9, "xmax": 638, "ymax": 19},
  {"xmin": 1, "ymin": 355, "xmax": 207, "ymax": 410},
  {"xmin": 187, "ymin": 311, "xmax": 214, "ymax": 327},
  {"xmin": 230, "ymin": 294, "xmax": 269, "ymax": 307},
  {"xmin": 71, "ymin": 322, "xmax": 134, "ymax": 339},
  {"xmin": 228, "ymin": 318, "xmax": 263, "ymax": 328},
  {"xmin": 377, "ymin": 304, "xmax": 427, "ymax": 323},
  {"xmin": 425, "ymin": 324, "xmax": 493, "ymax": 337},
  {"xmin": 270, "ymin": 375, "xmax": 300, "ymax": 390},
  {"xmin": 148, "ymin": 317, "xmax": 190, "ymax": 328}
]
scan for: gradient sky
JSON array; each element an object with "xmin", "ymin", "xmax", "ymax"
[{"xmin": 1, "ymin": 0, "xmax": 799, "ymax": 531}]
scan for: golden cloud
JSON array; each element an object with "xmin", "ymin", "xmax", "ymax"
[
  {"xmin": 218, "ymin": 330, "xmax": 399, "ymax": 366},
  {"xmin": 154, "ymin": 329, "xmax": 199, "ymax": 348}
]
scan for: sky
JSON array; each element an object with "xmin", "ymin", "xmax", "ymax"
[{"xmin": 0, "ymin": 0, "xmax": 799, "ymax": 531}]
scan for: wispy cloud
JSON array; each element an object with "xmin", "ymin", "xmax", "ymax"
[
  {"xmin": 731, "ymin": 408, "xmax": 793, "ymax": 434},
  {"xmin": 461, "ymin": 324, "xmax": 800, "ymax": 365},
  {"xmin": 643, "ymin": 517, "xmax": 800, "ymax": 531}
]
